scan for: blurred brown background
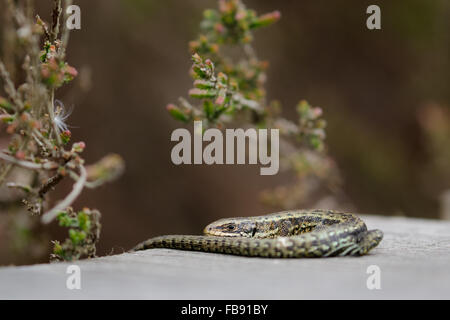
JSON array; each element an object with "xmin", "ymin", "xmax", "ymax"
[{"xmin": 1, "ymin": 0, "xmax": 449, "ymax": 264}]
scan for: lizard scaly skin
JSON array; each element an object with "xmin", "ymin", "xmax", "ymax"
[{"xmin": 132, "ymin": 210, "xmax": 383, "ymax": 258}]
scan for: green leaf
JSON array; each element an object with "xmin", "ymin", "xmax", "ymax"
[
  {"xmin": 250, "ymin": 11, "xmax": 281, "ymax": 29},
  {"xmin": 189, "ymin": 88, "xmax": 218, "ymax": 99},
  {"xmin": 77, "ymin": 212, "xmax": 91, "ymax": 232},
  {"xmin": 69, "ymin": 229, "xmax": 87, "ymax": 245},
  {"xmin": 0, "ymin": 97, "xmax": 13, "ymax": 112},
  {"xmin": 167, "ymin": 104, "xmax": 190, "ymax": 123},
  {"xmin": 58, "ymin": 212, "xmax": 78, "ymax": 228},
  {"xmin": 203, "ymin": 100, "xmax": 215, "ymax": 119},
  {"xmin": 194, "ymin": 79, "xmax": 216, "ymax": 89}
]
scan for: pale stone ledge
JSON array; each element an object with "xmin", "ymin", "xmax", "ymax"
[{"xmin": 0, "ymin": 216, "xmax": 449, "ymax": 299}]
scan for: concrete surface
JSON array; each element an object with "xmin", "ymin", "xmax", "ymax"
[{"xmin": 0, "ymin": 215, "xmax": 449, "ymax": 299}]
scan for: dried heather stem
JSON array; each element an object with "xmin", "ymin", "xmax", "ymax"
[
  {"xmin": 59, "ymin": 0, "xmax": 73, "ymax": 59},
  {"xmin": 0, "ymin": 152, "xmax": 58, "ymax": 170},
  {"xmin": 0, "ymin": 60, "xmax": 22, "ymax": 110},
  {"xmin": 0, "ymin": 0, "xmax": 124, "ymax": 262},
  {"xmin": 51, "ymin": 0, "xmax": 62, "ymax": 42},
  {"xmin": 41, "ymin": 165, "xmax": 87, "ymax": 224}
]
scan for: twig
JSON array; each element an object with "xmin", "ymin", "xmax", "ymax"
[
  {"xmin": 68, "ymin": 171, "xmax": 103, "ymax": 189},
  {"xmin": 32, "ymin": 129, "xmax": 54, "ymax": 151},
  {"xmin": 0, "ymin": 163, "xmax": 14, "ymax": 186},
  {"xmin": 38, "ymin": 173, "xmax": 64, "ymax": 197},
  {"xmin": 25, "ymin": 0, "xmax": 34, "ymax": 21},
  {"xmin": 0, "ymin": 60, "xmax": 22, "ymax": 110},
  {"xmin": 59, "ymin": 0, "xmax": 73, "ymax": 59},
  {"xmin": 0, "ymin": 151, "xmax": 58, "ymax": 170},
  {"xmin": 41, "ymin": 165, "xmax": 86, "ymax": 224},
  {"xmin": 6, "ymin": 0, "xmax": 25, "ymax": 25},
  {"xmin": 36, "ymin": 14, "xmax": 51, "ymax": 42},
  {"xmin": 51, "ymin": 0, "xmax": 62, "ymax": 42},
  {"xmin": 31, "ymin": 132, "xmax": 49, "ymax": 156},
  {"xmin": 2, "ymin": 1, "xmax": 16, "ymax": 82},
  {"xmin": 7, "ymin": 182, "xmax": 33, "ymax": 194},
  {"xmin": 0, "ymin": 137, "xmax": 30, "ymax": 185}
]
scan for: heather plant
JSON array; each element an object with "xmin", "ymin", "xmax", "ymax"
[
  {"xmin": 0, "ymin": 0, "xmax": 124, "ymax": 262},
  {"xmin": 167, "ymin": 0, "xmax": 341, "ymax": 209}
]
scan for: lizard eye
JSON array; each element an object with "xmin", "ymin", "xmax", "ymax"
[{"xmin": 226, "ymin": 224, "xmax": 236, "ymax": 231}]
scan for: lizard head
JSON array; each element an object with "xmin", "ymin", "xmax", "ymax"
[{"xmin": 203, "ymin": 218, "xmax": 257, "ymax": 238}]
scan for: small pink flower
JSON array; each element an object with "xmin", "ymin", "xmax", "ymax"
[
  {"xmin": 235, "ymin": 11, "xmax": 246, "ymax": 21},
  {"xmin": 215, "ymin": 95, "xmax": 225, "ymax": 105},
  {"xmin": 166, "ymin": 104, "xmax": 177, "ymax": 111},
  {"xmin": 215, "ymin": 23, "xmax": 225, "ymax": 34},
  {"xmin": 313, "ymin": 108, "xmax": 323, "ymax": 117},
  {"xmin": 15, "ymin": 151, "xmax": 26, "ymax": 160},
  {"xmin": 65, "ymin": 65, "xmax": 78, "ymax": 78}
]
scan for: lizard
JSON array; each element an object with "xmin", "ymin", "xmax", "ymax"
[{"xmin": 131, "ymin": 209, "xmax": 383, "ymax": 258}]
